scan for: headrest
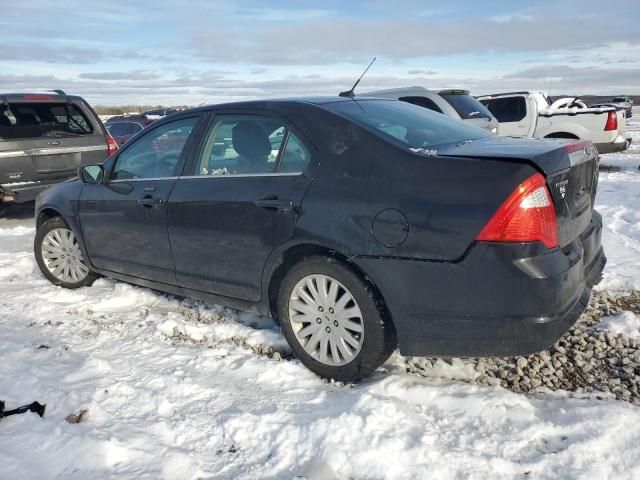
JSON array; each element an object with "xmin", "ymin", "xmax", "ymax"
[{"xmin": 232, "ymin": 121, "xmax": 271, "ymax": 159}]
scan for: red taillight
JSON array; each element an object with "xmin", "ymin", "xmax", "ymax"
[
  {"xmin": 476, "ymin": 173, "xmax": 558, "ymax": 248},
  {"xmin": 604, "ymin": 111, "xmax": 617, "ymax": 131},
  {"xmin": 107, "ymin": 134, "xmax": 119, "ymax": 157}
]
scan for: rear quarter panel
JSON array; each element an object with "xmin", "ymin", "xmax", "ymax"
[
  {"xmin": 535, "ymin": 110, "xmax": 616, "ymax": 143},
  {"xmin": 290, "ymin": 108, "xmax": 538, "ymax": 261}
]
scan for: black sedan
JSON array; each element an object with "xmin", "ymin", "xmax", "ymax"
[{"xmin": 33, "ymin": 97, "xmax": 606, "ymax": 381}]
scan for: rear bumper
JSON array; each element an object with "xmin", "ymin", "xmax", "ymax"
[
  {"xmin": 354, "ymin": 211, "xmax": 606, "ymax": 357},
  {"xmin": 595, "ymin": 134, "xmax": 631, "ymax": 154},
  {"xmin": 1, "ymin": 181, "xmax": 60, "ymax": 204}
]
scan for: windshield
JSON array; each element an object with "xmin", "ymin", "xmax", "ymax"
[
  {"xmin": 611, "ymin": 97, "xmax": 627, "ymax": 103},
  {"xmin": 439, "ymin": 93, "xmax": 494, "ymax": 120},
  {"xmin": 326, "ymin": 99, "xmax": 491, "ymax": 149}
]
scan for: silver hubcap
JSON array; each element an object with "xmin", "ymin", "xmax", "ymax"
[
  {"xmin": 288, "ymin": 274, "xmax": 364, "ymax": 366},
  {"xmin": 41, "ymin": 228, "xmax": 89, "ymax": 283}
]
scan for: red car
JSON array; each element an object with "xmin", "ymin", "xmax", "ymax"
[{"xmin": 105, "ymin": 120, "xmax": 147, "ymax": 146}]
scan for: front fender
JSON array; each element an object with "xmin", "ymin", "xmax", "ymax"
[{"xmin": 35, "ymin": 181, "xmax": 94, "ymax": 269}]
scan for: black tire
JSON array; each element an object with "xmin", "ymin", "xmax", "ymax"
[
  {"xmin": 278, "ymin": 256, "xmax": 397, "ymax": 382},
  {"xmin": 34, "ymin": 216, "xmax": 98, "ymax": 289}
]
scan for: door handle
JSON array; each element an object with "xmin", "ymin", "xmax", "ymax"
[
  {"xmin": 138, "ymin": 195, "xmax": 164, "ymax": 207},
  {"xmin": 254, "ymin": 196, "xmax": 295, "ymax": 212}
]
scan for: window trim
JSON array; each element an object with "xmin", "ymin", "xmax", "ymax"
[{"xmin": 188, "ymin": 110, "xmax": 314, "ymax": 179}]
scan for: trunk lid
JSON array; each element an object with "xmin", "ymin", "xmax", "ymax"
[{"xmin": 438, "ymin": 136, "xmax": 598, "ymax": 247}]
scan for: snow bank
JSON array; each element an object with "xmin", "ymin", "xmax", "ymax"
[
  {"xmin": 1, "ymin": 218, "xmax": 640, "ymax": 479},
  {"xmin": 1, "ymin": 117, "xmax": 640, "ymax": 478},
  {"xmin": 595, "ymin": 114, "xmax": 640, "ymax": 292}
]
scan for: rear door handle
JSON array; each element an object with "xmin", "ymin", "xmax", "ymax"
[
  {"xmin": 138, "ymin": 195, "xmax": 164, "ymax": 207},
  {"xmin": 254, "ymin": 196, "xmax": 294, "ymax": 212}
]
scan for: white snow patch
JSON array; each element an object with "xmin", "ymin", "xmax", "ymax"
[{"xmin": 599, "ymin": 311, "xmax": 640, "ymax": 339}]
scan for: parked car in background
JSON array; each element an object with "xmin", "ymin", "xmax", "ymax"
[
  {"xmin": 478, "ymin": 91, "xmax": 631, "ymax": 153},
  {"xmin": 0, "ymin": 91, "xmax": 117, "ymax": 211},
  {"xmin": 610, "ymin": 96, "xmax": 633, "ymax": 118},
  {"xmin": 105, "ymin": 113, "xmax": 153, "ymax": 127},
  {"xmin": 362, "ymin": 87, "xmax": 499, "ymax": 133},
  {"xmin": 34, "ymin": 97, "xmax": 605, "ymax": 381},
  {"xmin": 106, "ymin": 121, "xmax": 145, "ymax": 146},
  {"xmin": 143, "ymin": 108, "xmax": 181, "ymax": 119}
]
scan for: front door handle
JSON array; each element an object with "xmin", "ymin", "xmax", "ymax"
[
  {"xmin": 254, "ymin": 196, "xmax": 294, "ymax": 212},
  {"xmin": 138, "ymin": 195, "xmax": 164, "ymax": 207}
]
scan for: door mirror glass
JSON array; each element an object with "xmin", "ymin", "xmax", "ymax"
[{"xmin": 79, "ymin": 164, "xmax": 104, "ymax": 184}]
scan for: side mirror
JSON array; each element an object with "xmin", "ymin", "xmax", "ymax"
[{"xmin": 78, "ymin": 164, "xmax": 104, "ymax": 184}]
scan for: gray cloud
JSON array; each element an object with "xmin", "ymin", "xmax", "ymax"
[
  {"xmin": 408, "ymin": 70, "xmax": 437, "ymax": 75},
  {"xmin": 2, "ymin": 64, "xmax": 639, "ymax": 106},
  {"xmin": 188, "ymin": 16, "xmax": 639, "ymax": 65},
  {"xmin": 0, "ymin": 43, "xmax": 104, "ymax": 64}
]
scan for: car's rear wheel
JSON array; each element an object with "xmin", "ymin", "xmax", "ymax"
[
  {"xmin": 278, "ymin": 256, "xmax": 396, "ymax": 382},
  {"xmin": 34, "ymin": 217, "xmax": 98, "ymax": 288}
]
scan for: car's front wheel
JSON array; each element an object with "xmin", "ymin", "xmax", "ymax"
[
  {"xmin": 278, "ymin": 256, "xmax": 396, "ymax": 382},
  {"xmin": 34, "ymin": 217, "xmax": 98, "ymax": 288}
]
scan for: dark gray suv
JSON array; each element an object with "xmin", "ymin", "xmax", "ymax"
[{"xmin": 0, "ymin": 91, "xmax": 117, "ymax": 212}]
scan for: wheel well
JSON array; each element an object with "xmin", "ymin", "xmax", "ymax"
[
  {"xmin": 267, "ymin": 245, "xmax": 393, "ymax": 329},
  {"xmin": 36, "ymin": 208, "xmax": 62, "ymax": 228},
  {"xmin": 545, "ymin": 132, "xmax": 579, "ymax": 139}
]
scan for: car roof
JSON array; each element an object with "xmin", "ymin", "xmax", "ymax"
[
  {"xmin": 0, "ymin": 92, "xmax": 85, "ymax": 103},
  {"xmin": 160, "ymin": 96, "xmax": 398, "ymax": 117}
]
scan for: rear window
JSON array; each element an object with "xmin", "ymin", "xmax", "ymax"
[
  {"xmin": 439, "ymin": 93, "xmax": 494, "ymax": 120},
  {"xmin": 107, "ymin": 122, "xmax": 133, "ymax": 136},
  {"xmin": 480, "ymin": 97, "xmax": 527, "ymax": 123},
  {"xmin": 0, "ymin": 102, "xmax": 94, "ymax": 140},
  {"xmin": 399, "ymin": 96, "xmax": 444, "ymax": 113},
  {"xmin": 326, "ymin": 99, "xmax": 491, "ymax": 149}
]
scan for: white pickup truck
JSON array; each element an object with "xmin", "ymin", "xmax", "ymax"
[{"xmin": 477, "ymin": 91, "xmax": 631, "ymax": 153}]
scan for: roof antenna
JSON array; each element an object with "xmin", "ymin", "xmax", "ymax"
[{"xmin": 339, "ymin": 57, "xmax": 376, "ymax": 98}]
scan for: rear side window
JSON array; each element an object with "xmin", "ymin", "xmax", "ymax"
[
  {"xmin": 0, "ymin": 102, "xmax": 94, "ymax": 140},
  {"xmin": 196, "ymin": 114, "xmax": 310, "ymax": 176},
  {"xmin": 399, "ymin": 96, "xmax": 443, "ymax": 114},
  {"xmin": 480, "ymin": 97, "xmax": 527, "ymax": 123},
  {"xmin": 326, "ymin": 99, "xmax": 490, "ymax": 149},
  {"xmin": 439, "ymin": 93, "xmax": 494, "ymax": 120}
]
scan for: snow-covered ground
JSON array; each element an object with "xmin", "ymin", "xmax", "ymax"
[{"xmin": 1, "ymin": 112, "xmax": 640, "ymax": 479}]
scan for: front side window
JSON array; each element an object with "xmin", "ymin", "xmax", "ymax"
[
  {"xmin": 111, "ymin": 117, "xmax": 197, "ymax": 180},
  {"xmin": 326, "ymin": 99, "xmax": 491, "ymax": 149},
  {"xmin": 196, "ymin": 115, "xmax": 310, "ymax": 176}
]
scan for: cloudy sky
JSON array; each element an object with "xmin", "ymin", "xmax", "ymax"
[{"xmin": 1, "ymin": 0, "xmax": 639, "ymax": 106}]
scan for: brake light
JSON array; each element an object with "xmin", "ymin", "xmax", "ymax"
[
  {"xmin": 476, "ymin": 173, "xmax": 558, "ymax": 248},
  {"xmin": 23, "ymin": 94, "xmax": 53, "ymax": 101},
  {"xmin": 604, "ymin": 111, "xmax": 617, "ymax": 131},
  {"xmin": 106, "ymin": 134, "xmax": 119, "ymax": 157}
]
